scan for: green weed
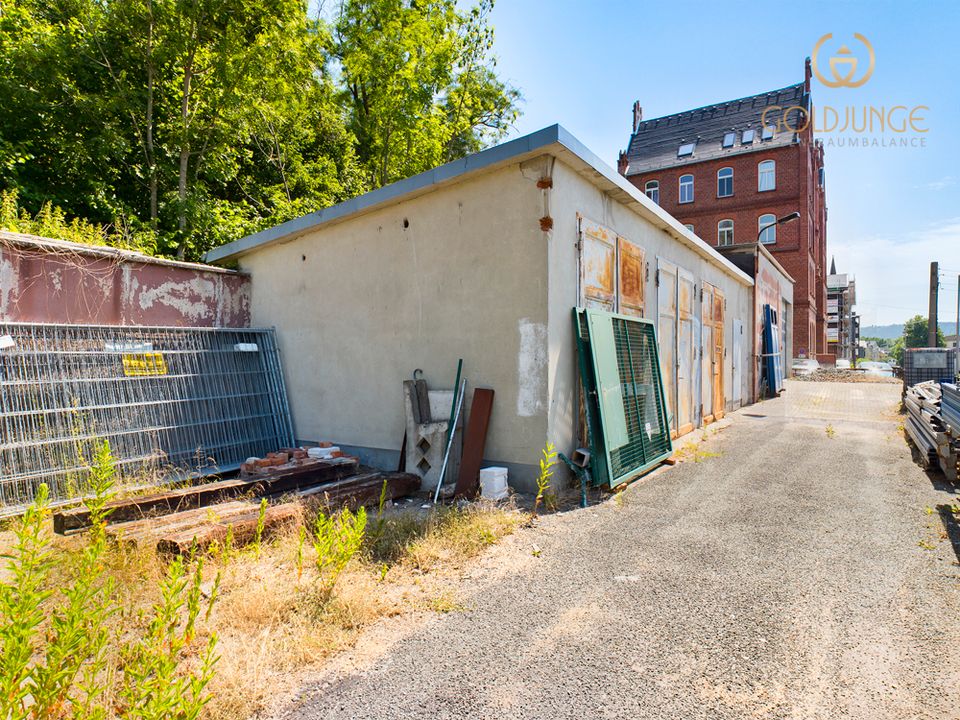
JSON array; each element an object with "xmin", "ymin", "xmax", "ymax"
[
  {"xmin": 534, "ymin": 442, "xmax": 558, "ymax": 516},
  {"xmin": 0, "ymin": 440, "xmax": 219, "ymax": 719},
  {"xmin": 312, "ymin": 507, "xmax": 367, "ymax": 597}
]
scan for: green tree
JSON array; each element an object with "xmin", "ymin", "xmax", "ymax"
[
  {"xmin": 891, "ymin": 315, "xmax": 945, "ymax": 365},
  {"xmin": 332, "ymin": 0, "xmax": 519, "ymax": 187},
  {"xmin": 0, "ymin": 0, "xmax": 519, "ymax": 259}
]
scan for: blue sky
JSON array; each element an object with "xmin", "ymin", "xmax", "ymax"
[{"xmin": 488, "ymin": 0, "xmax": 960, "ymax": 328}]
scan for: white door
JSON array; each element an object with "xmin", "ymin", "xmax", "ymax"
[
  {"xmin": 732, "ymin": 319, "xmax": 743, "ymax": 405},
  {"xmin": 677, "ymin": 268, "xmax": 696, "ymax": 435},
  {"xmin": 701, "ymin": 285, "xmax": 715, "ymax": 422},
  {"xmin": 657, "ymin": 259, "xmax": 678, "ymax": 434}
]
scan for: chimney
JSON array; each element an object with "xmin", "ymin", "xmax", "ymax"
[
  {"xmin": 617, "ymin": 151, "xmax": 629, "ymax": 176},
  {"xmin": 804, "ymin": 56, "xmax": 812, "ymax": 92},
  {"xmin": 632, "ymin": 101, "xmax": 642, "ymax": 133}
]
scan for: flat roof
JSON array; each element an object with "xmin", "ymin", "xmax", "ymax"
[
  {"xmin": 205, "ymin": 125, "xmax": 752, "ymax": 287},
  {"xmin": 1, "ymin": 230, "xmax": 241, "ymax": 275}
]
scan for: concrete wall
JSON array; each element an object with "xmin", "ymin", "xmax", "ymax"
[
  {"xmin": 546, "ymin": 159, "xmax": 754, "ymax": 455},
  {"xmin": 756, "ymin": 248, "xmax": 795, "ymax": 397},
  {"xmin": 235, "ymin": 153, "xmax": 753, "ymax": 492},
  {"xmin": 0, "ymin": 234, "xmax": 250, "ymax": 327},
  {"xmin": 238, "ymin": 163, "xmax": 549, "ymax": 484}
]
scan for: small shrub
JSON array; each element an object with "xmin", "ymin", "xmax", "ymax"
[
  {"xmin": 533, "ymin": 442, "xmax": 558, "ymax": 516},
  {"xmin": 312, "ymin": 507, "xmax": 367, "ymax": 597},
  {"xmin": 0, "ymin": 441, "xmax": 219, "ymax": 719},
  {"xmin": 118, "ymin": 554, "xmax": 218, "ymax": 718},
  {"xmin": 253, "ymin": 498, "xmax": 268, "ymax": 558}
]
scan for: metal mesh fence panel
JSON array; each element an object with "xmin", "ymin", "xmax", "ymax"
[
  {"xmin": 0, "ymin": 323, "xmax": 294, "ymax": 511},
  {"xmin": 574, "ymin": 308, "xmax": 672, "ymax": 488},
  {"xmin": 607, "ymin": 316, "xmax": 672, "ymax": 481}
]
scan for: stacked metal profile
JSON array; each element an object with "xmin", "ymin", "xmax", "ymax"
[
  {"xmin": 0, "ymin": 323, "xmax": 294, "ymax": 512},
  {"xmin": 941, "ymin": 383, "xmax": 960, "ymax": 437},
  {"xmin": 574, "ymin": 308, "xmax": 672, "ymax": 488},
  {"xmin": 903, "ymin": 381, "xmax": 959, "ymax": 481}
]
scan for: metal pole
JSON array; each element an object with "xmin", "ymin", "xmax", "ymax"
[
  {"xmin": 955, "ymin": 274, "xmax": 959, "ymax": 347},
  {"xmin": 929, "ymin": 261, "xmax": 939, "ymax": 347},
  {"xmin": 433, "ymin": 378, "xmax": 467, "ymax": 504}
]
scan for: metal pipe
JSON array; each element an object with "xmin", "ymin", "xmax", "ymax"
[{"xmin": 433, "ymin": 378, "xmax": 467, "ymax": 504}]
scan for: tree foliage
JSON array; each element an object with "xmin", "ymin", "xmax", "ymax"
[
  {"xmin": 891, "ymin": 315, "xmax": 945, "ymax": 365},
  {"xmin": 0, "ymin": 0, "xmax": 518, "ymax": 259}
]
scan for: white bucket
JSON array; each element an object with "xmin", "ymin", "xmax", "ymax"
[
  {"xmin": 308, "ymin": 446, "xmax": 339, "ymax": 459},
  {"xmin": 479, "ymin": 466, "xmax": 509, "ymax": 500}
]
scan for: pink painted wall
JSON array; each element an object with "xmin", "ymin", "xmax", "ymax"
[{"xmin": 0, "ymin": 235, "xmax": 251, "ymax": 327}]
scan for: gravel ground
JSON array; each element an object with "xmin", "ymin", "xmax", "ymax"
[{"xmin": 273, "ymin": 380, "xmax": 960, "ymax": 720}]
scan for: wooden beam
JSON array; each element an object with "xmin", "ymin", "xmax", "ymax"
[{"xmin": 53, "ymin": 459, "xmax": 359, "ymax": 534}]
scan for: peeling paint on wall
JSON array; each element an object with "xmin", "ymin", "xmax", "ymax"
[
  {"xmin": 517, "ymin": 318, "xmax": 547, "ymax": 417},
  {"xmin": 0, "ymin": 238, "xmax": 250, "ymax": 327},
  {"xmin": 0, "ymin": 251, "xmax": 18, "ymax": 316},
  {"xmin": 137, "ymin": 277, "xmax": 218, "ymax": 323}
]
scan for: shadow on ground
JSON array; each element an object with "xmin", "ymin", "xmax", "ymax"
[{"xmin": 936, "ymin": 503, "xmax": 960, "ymax": 564}]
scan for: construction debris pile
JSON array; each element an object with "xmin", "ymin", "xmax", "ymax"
[
  {"xmin": 53, "ymin": 447, "xmax": 419, "ymax": 554},
  {"xmin": 903, "ymin": 381, "xmax": 959, "ymax": 481},
  {"xmin": 792, "ymin": 369, "xmax": 900, "ymax": 384}
]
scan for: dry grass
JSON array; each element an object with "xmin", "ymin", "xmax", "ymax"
[{"xmin": 12, "ymin": 498, "xmax": 522, "ymax": 720}]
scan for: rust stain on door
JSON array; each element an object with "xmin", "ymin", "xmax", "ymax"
[
  {"xmin": 617, "ymin": 237, "xmax": 644, "ymax": 317},
  {"xmin": 580, "ymin": 219, "xmax": 616, "ymax": 310}
]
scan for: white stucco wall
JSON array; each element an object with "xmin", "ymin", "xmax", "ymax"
[
  {"xmin": 233, "ymin": 148, "xmax": 753, "ymax": 492},
  {"xmin": 545, "ymin": 159, "xmax": 754, "ymax": 455},
  {"xmin": 238, "ymin": 163, "xmax": 549, "ymax": 480}
]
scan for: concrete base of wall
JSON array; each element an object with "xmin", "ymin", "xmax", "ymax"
[{"xmin": 300, "ymin": 440, "xmax": 544, "ymax": 494}]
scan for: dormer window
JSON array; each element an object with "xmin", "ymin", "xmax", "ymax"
[
  {"xmin": 678, "ymin": 142, "xmax": 696, "ymax": 157},
  {"xmin": 644, "ymin": 180, "xmax": 660, "ymax": 205},
  {"xmin": 741, "ymin": 129, "xmax": 755, "ymax": 144},
  {"xmin": 722, "ymin": 132, "xmax": 735, "ymax": 148}
]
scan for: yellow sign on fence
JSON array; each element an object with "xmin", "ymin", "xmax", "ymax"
[{"xmin": 122, "ymin": 353, "xmax": 168, "ymax": 377}]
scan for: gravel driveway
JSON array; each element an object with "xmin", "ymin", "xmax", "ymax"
[{"xmin": 275, "ymin": 380, "xmax": 960, "ymax": 720}]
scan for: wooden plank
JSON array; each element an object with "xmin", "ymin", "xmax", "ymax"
[
  {"xmin": 107, "ymin": 501, "xmax": 258, "ymax": 544},
  {"xmin": 156, "ymin": 472, "xmax": 420, "ymax": 555},
  {"xmin": 54, "ymin": 459, "xmax": 359, "ymax": 534},
  {"xmin": 156, "ymin": 503, "xmax": 302, "ymax": 555},
  {"xmin": 297, "ymin": 472, "xmax": 421, "ymax": 510},
  {"xmin": 453, "ymin": 389, "xmax": 495, "ymax": 499}
]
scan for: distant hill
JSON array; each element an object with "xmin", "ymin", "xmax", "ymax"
[{"xmin": 861, "ymin": 322, "xmax": 957, "ymax": 340}]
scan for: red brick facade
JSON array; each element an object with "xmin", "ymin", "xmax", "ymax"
[{"xmin": 619, "ymin": 64, "xmax": 828, "ymax": 357}]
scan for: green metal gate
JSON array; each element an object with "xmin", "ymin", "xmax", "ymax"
[{"xmin": 574, "ymin": 308, "xmax": 672, "ymax": 488}]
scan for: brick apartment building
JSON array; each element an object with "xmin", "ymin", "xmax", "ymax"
[{"xmin": 618, "ymin": 60, "xmax": 828, "ymax": 358}]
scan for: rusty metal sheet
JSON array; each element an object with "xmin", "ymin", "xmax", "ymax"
[
  {"xmin": 579, "ymin": 218, "xmax": 616, "ymax": 311},
  {"xmin": 617, "ymin": 236, "xmax": 645, "ymax": 317},
  {"xmin": 0, "ymin": 240, "xmax": 251, "ymax": 327}
]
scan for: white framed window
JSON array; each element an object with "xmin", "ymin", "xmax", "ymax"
[
  {"xmin": 758, "ymin": 213, "xmax": 777, "ymax": 244},
  {"xmin": 678, "ymin": 142, "xmax": 696, "ymax": 157},
  {"xmin": 645, "ymin": 180, "xmax": 660, "ymax": 205},
  {"xmin": 758, "ymin": 160, "xmax": 776, "ymax": 192},
  {"xmin": 761, "ymin": 126, "xmax": 774, "ymax": 141},
  {"xmin": 717, "ymin": 167, "xmax": 733, "ymax": 197},
  {"xmin": 742, "ymin": 129, "xmax": 755, "ymax": 144},
  {"xmin": 718, "ymin": 219, "xmax": 734, "ymax": 246},
  {"xmin": 679, "ymin": 174, "xmax": 694, "ymax": 203},
  {"xmin": 722, "ymin": 132, "xmax": 735, "ymax": 148}
]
